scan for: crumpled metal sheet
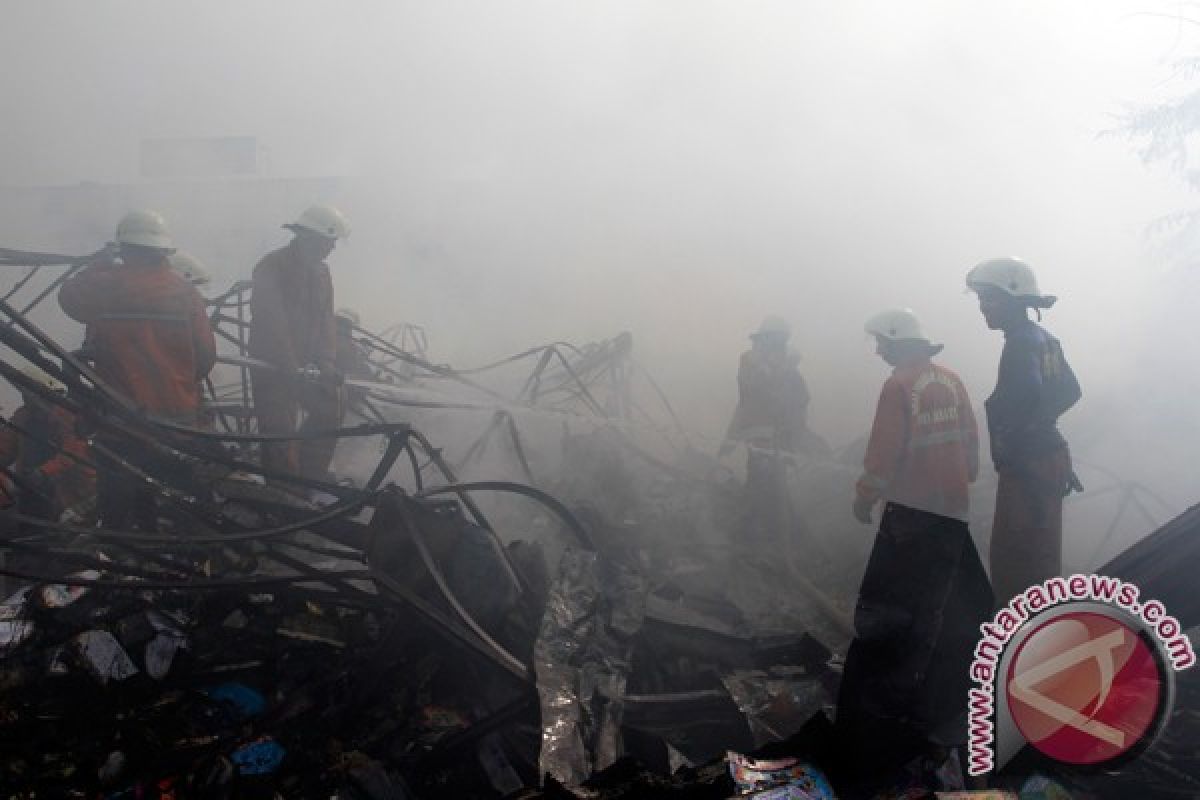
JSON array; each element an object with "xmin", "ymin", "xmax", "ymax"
[
  {"xmin": 72, "ymin": 630, "xmax": 139, "ymax": 684},
  {"xmin": 533, "ymin": 548, "xmax": 647, "ymax": 787},
  {"xmin": 143, "ymin": 610, "xmax": 189, "ymax": 680},
  {"xmin": 721, "ymin": 667, "xmax": 831, "ymax": 747},
  {"xmin": 0, "ymin": 586, "xmax": 34, "ymax": 651}
]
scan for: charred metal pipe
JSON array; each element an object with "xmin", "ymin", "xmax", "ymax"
[
  {"xmin": 392, "ymin": 493, "xmax": 531, "ymax": 679},
  {"xmin": 407, "ymin": 429, "xmax": 532, "ymax": 597},
  {"xmin": 0, "ymin": 490, "xmax": 372, "ymax": 545},
  {"xmin": 0, "ymin": 247, "xmax": 104, "ymax": 267},
  {"xmin": 0, "ymin": 561, "xmax": 376, "ymax": 591},
  {"xmin": 416, "ymin": 480, "xmax": 594, "ymax": 551},
  {"xmin": 349, "ymin": 323, "xmax": 510, "ymax": 402},
  {"xmin": 1, "ymin": 266, "xmax": 40, "ymax": 302}
]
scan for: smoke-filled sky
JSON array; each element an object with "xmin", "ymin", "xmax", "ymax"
[{"xmin": 2, "ymin": 1, "xmax": 1198, "ymax": 528}]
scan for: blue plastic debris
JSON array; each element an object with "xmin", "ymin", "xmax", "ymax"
[
  {"xmin": 204, "ymin": 682, "xmax": 266, "ymax": 720},
  {"xmin": 231, "ymin": 736, "xmax": 286, "ymax": 776}
]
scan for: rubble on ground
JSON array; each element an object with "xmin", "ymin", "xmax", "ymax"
[{"xmin": 0, "ymin": 253, "xmax": 1195, "ymax": 798}]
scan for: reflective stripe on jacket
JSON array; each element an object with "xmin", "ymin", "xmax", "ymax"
[
  {"xmin": 59, "ymin": 261, "xmax": 216, "ymax": 419},
  {"xmin": 856, "ymin": 360, "xmax": 980, "ymax": 520}
]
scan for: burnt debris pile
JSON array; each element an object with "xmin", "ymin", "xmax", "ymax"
[{"xmin": 0, "ymin": 251, "xmax": 851, "ymax": 798}]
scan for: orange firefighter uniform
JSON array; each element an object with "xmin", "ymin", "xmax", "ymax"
[
  {"xmin": 838, "ymin": 355, "xmax": 993, "ymax": 780},
  {"xmin": 248, "ymin": 243, "xmax": 342, "ymax": 480},
  {"xmin": 854, "ymin": 361, "xmax": 980, "ymax": 520},
  {"xmin": 58, "ymin": 260, "xmax": 217, "ymax": 422},
  {"xmin": 59, "ymin": 254, "xmax": 216, "ymax": 530},
  {"xmin": 0, "ymin": 403, "xmax": 95, "ymax": 518}
]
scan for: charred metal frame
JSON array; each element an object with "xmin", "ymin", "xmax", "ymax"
[{"xmin": 0, "ymin": 251, "xmax": 600, "ymax": 695}]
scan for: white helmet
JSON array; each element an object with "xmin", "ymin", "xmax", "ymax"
[
  {"xmin": 18, "ymin": 363, "xmax": 66, "ymax": 394},
  {"xmin": 168, "ymin": 251, "xmax": 211, "ymax": 286},
  {"xmin": 751, "ymin": 314, "xmax": 791, "ymax": 339},
  {"xmin": 865, "ymin": 308, "xmax": 943, "ymax": 356},
  {"xmin": 287, "ymin": 204, "xmax": 350, "ymax": 240},
  {"xmin": 966, "ymin": 257, "xmax": 1057, "ymax": 308},
  {"xmin": 115, "ymin": 210, "xmax": 174, "ymax": 250},
  {"xmin": 865, "ymin": 308, "xmax": 930, "ymax": 343},
  {"xmin": 335, "ymin": 307, "xmax": 360, "ymax": 327}
]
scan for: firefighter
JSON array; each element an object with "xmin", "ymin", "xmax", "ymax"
[
  {"xmin": 248, "ymin": 205, "xmax": 349, "ymax": 482},
  {"xmin": 60, "ymin": 210, "xmax": 216, "ymax": 422},
  {"xmin": 720, "ymin": 315, "xmax": 825, "ymax": 551},
  {"xmin": 58, "ymin": 210, "xmax": 216, "ymax": 529},
  {"xmin": 836, "ymin": 309, "xmax": 993, "ymax": 786},
  {"xmin": 721, "ymin": 315, "xmax": 817, "ymax": 457},
  {"xmin": 967, "ymin": 257, "xmax": 1081, "ymax": 606},
  {"xmin": 0, "ymin": 364, "xmax": 95, "ymax": 522}
]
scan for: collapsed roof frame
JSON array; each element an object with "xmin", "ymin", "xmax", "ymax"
[{"xmin": 0, "ymin": 250, "xmax": 599, "ymax": 698}]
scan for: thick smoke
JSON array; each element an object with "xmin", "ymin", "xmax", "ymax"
[{"xmin": 1, "ymin": 0, "xmax": 1197, "ymax": 566}]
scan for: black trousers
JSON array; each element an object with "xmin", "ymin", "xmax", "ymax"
[{"xmin": 835, "ymin": 503, "xmax": 993, "ymax": 773}]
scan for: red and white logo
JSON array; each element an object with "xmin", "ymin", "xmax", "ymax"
[{"xmin": 1004, "ymin": 611, "xmax": 1166, "ymax": 766}]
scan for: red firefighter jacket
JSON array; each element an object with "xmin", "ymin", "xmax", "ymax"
[
  {"xmin": 59, "ymin": 260, "xmax": 216, "ymax": 421},
  {"xmin": 0, "ymin": 403, "xmax": 96, "ymax": 512},
  {"xmin": 856, "ymin": 359, "xmax": 980, "ymax": 520}
]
